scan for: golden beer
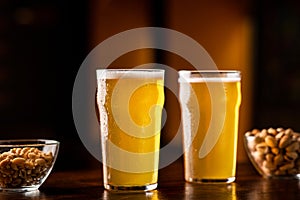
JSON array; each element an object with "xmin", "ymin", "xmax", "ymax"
[
  {"xmin": 179, "ymin": 70, "xmax": 241, "ymax": 183},
  {"xmin": 96, "ymin": 69, "xmax": 164, "ymax": 191}
]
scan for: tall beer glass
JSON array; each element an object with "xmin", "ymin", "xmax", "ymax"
[
  {"xmin": 96, "ymin": 69, "xmax": 165, "ymax": 191},
  {"xmin": 178, "ymin": 70, "xmax": 241, "ymax": 183}
]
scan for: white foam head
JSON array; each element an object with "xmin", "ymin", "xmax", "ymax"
[
  {"xmin": 96, "ymin": 69, "xmax": 164, "ymax": 79},
  {"xmin": 178, "ymin": 70, "xmax": 241, "ymax": 83}
]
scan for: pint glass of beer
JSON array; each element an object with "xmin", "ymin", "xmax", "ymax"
[
  {"xmin": 96, "ymin": 69, "xmax": 165, "ymax": 191},
  {"xmin": 178, "ymin": 70, "xmax": 241, "ymax": 183}
]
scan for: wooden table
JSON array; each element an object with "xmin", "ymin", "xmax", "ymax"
[{"xmin": 1, "ymin": 158, "xmax": 300, "ymax": 199}]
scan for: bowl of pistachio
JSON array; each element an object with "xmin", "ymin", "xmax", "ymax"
[
  {"xmin": 0, "ymin": 139, "xmax": 59, "ymax": 192},
  {"xmin": 244, "ymin": 128, "xmax": 300, "ymax": 179}
]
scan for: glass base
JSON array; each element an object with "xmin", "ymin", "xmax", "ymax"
[
  {"xmin": 104, "ymin": 183, "xmax": 157, "ymax": 192},
  {"xmin": 0, "ymin": 186, "xmax": 39, "ymax": 192},
  {"xmin": 186, "ymin": 177, "xmax": 235, "ymax": 184}
]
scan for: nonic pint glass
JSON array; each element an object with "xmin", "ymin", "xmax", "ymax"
[
  {"xmin": 178, "ymin": 70, "xmax": 241, "ymax": 183},
  {"xmin": 96, "ymin": 69, "xmax": 165, "ymax": 191}
]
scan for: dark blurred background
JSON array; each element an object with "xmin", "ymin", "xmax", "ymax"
[{"xmin": 0, "ymin": 0, "xmax": 300, "ymax": 169}]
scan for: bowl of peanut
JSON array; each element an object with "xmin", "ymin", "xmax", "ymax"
[
  {"xmin": 244, "ymin": 128, "xmax": 300, "ymax": 179},
  {"xmin": 0, "ymin": 139, "xmax": 59, "ymax": 192}
]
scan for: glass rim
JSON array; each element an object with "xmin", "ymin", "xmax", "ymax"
[
  {"xmin": 96, "ymin": 68, "xmax": 165, "ymax": 72},
  {"xmin": 0, "ymin": 139, "xmax": 59, "ymax": 147},
  {"xmin": 96, "ymin": 69, "xmax": 165, "ymax": 79},
  {"xmin": 178, "ymin": 70, "xmax": 241, "ymax": 82},
  {"xmin": 178, "ymin": 70, "xmax": 241, "ymax": 74}
]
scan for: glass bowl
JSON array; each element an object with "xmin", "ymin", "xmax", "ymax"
[
  {"xmin": 244, "ymin": 128, "xmax": 300, "ymax": 179},
  {"xmin": 0, "ymin": 139, "xmax": 59, "ymax": 192}
]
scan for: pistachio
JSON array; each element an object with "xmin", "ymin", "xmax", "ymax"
[
  {"xmin": 271, "ymin": 147, "xmax": 280, "ymax": 155},
  {"xmin": 286, "ymin": 142, "xmax": 299, "ymax": 152},
  {"xmin": 252, "ymin": 129, "xmax": 260, "ymax": 135},
  {"xmin": 274, "ymin": 170, "xmax": 286, "ymax": 176},
  {"xmin": 279, "ymin": 135, "xmax": 292, "ymax": 148},
  {"xmin": 246, "ymin": 127, "xmax": 300, "ymax": 177},
  {"xmin": 265, "ymin": 153, "xmax": 274, "ymax": 162},
  {"xmin": 255, "ymin": 142, "xmax": 269, "ymax": 154},
  {"xmin": 275, "ymin": 131, "xmax": 285, "ymax": 140},
  {"xmin": 259, "ymin": 129, "xmax": 268, "ymax": 138},
  {"xmin": 274, "ymin": 154, "xmax": 284, "ymax": 166},
  {"xmin": 263, "ymin": 160, "xmax": 276, "ymax": 171},
  {"xmin": 284, "ymin": 152, "xmax": 298, "ymax": 161},
  {"xmin": 267, "ymin": 128, "xmax": 277, "ymax": 135},
  {"xmin": 265, "ymin": 135, "xmax": 277, "ymax": 148},
  {"xmin": 245, "ymin": 131, "xmax": 253, "ymax": 137},
  {"xmin": 284, "ymin": 128, "xmax": 293, "ymax": 137},
  {"xmin": 279, "ymin": 162, "xmax": 294, "ymax": 171},
  {"xmin": 276, "ymin": 127, "xmax": 284, "ymax": 132}
]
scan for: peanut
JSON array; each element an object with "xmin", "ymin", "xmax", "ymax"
[
  {"xmin": 35, "ymin": 158, "xmax": 46, "ymax": 166},
  {"xmin": 27, "ymin": 152, "xmax": 37, "ymax": 159},
  {"xmin": 11, "ymin": 157, "xmax": 26, "ymax": 166},
  {"xmin": 0, "ymin": 147, "xmax": 54, "ymax": 188}
]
